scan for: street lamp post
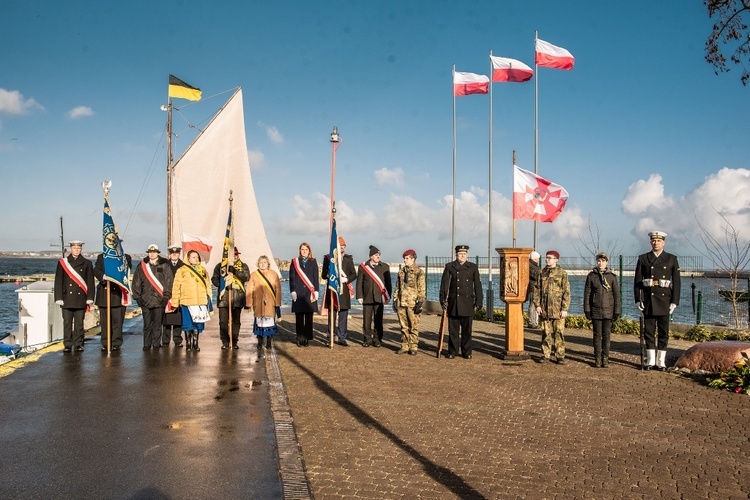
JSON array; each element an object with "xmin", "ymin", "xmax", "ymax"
[{"xmin": 328, "ymin": 126, "xmax": 342, "ymax": 347}]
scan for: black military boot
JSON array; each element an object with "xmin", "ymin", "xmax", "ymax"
[
  {"xmin": 594, "ymin": 355, "xmax": 602, "ymax": 368},
  {"xmin": 185, "ymin": 331, "xmax": 193, "ymax": 351},
  {"xmin": 266, "ymin": 336, "xmax": 272, "ymax": 349},
  {"xmin": 602, "ymin": 355, "xmax": 609, "ymax": 368},
  {"xmin": 194, "ymin": 332, "xmax": 200, "ymax": 351}
]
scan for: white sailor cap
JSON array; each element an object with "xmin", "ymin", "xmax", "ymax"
[
  {"xmin": 146, "ymin": 244, "xmax": 160, "ymax": 253},
  {"xmin": 68, "ymin": 240, "xmax": 84, "ymax": 247},
  {"xmin": 648, "ymin": 231, "xmax": 667, "ymax": 240}
]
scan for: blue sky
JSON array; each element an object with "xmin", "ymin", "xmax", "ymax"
[{"xmin": 2, "ymin": 1, "xmax": 749, "ymax": 265}]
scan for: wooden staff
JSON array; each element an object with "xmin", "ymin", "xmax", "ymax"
[{"xmin": 436, "ymin": 309, "xmax": 447, "ymax": 358}]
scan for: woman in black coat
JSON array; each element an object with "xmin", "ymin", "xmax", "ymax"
[
  {"xmin": 289, "ymin": 242, "xmax": 319, "ymax": 346},
  {"xmin": 584, "ymin": 252, "xmax": 621, "ymax": 368}
]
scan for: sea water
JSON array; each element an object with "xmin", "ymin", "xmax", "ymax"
[{"xmin": 1, "ymin": 258, "xmax": 747, "ymax": 336}]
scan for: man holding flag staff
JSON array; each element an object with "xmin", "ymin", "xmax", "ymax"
[
  {"xmin": 94, "ymin": 249, "xmax": 131, "ymax": 352},
  {"xmin": 212, "ymin": 247, "xmax": 249, "ymax": 349}
]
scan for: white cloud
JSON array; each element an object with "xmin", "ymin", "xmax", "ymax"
[
  {"xmin": 248, "ymin": 149, "xmax": 266, "ymax": 170},
  {"xmin": 622, "ymin": 168, "xmax": 750, "ymax": 252},
  {"xmin": 0, "ymin": 88, "xmax": 44, "ymax": 115},
  {"xmin": 257, "ymin": 121, "xmax": 284, "ymax": 144},
  {"xmin": 68, "ymin": 106, "xmax": 94, "ymax": 119},
  {"xmin": 373, "ymin": 167, "xmax": 404, "ymax": 188}
]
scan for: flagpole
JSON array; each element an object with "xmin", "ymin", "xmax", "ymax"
[
  {"xmin": 227, "ymin": 191, "xmax": 233, "ymax": 344},
  {"xmin": 487, "ymin": 51, "xmax": 494, "ymax": 321},
  {"xmin": 512, "ymin": 150, "xmax": 517, "ymax": 248},
  {"xmin": 452, "ymin": 64, "xmax": 457, "ymax": 256},
  {"xmin": 102, "ymin": 181, "xmax": 112, "ymax": 353},
  {"xmin": 533, "ymin": 30, "xmax": 539, "ymax": 251},
  {"xmin": 329, "ymin": 127, "xmax": 341, "ymax": 348},
  {"xmin": 166, "ymin": 97, "xmax": 173, "ymax": 247}
]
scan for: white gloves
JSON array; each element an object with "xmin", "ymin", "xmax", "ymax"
[
  {"xmin": 669, "ymin": 303, "xmax": 677, "ymax": 314},
  {"xmin": 86, "ymin": 300, "xmax": 94, "ymax": 305},
  {"xmin": 561, "ymin": 311, "xmax": 568, "ymax": 319},
  {"xmin": 55, "ymin": 300, "xmax": 64, "ymax": 306},
  {"xmin": 291, "ymin": 291, "xmax": 297, "ymax": 302},
  {"xmin": 358, "ymin": 298, "xmax": 363, "ymax": 305},
  {"xmin": 341, "ymin": 276, "xmax": 348, "ymax": 284},
  {"xmin": 637, "ymin": 302, "xmax": 644, "ymax": 312},
  {"xmin": 312, "ymin": 291, "xmax": 318, "ymax": 302}
]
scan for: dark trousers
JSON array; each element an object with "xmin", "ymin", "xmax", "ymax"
[
  {"xmin": 448, "ymin": 315, "xmax": 473, "ymax": 356},
  {"xmin": 142, "ymin": 307, "xmax": 164, "ymax": 348},
  {"xmin": 643, "ymin": 314, "xmax": 670, "ymax": 350},
  {"xmin": 335, "ymin": 309, "xmax": 349, "ymax": 341},
  {"xmin": 295, "ymin": 312, "xmax": 314, "ymax": 340},
  {"xmin": 62, "ymin": 308, "xmax": 86, "ymax": 348},
  {"xmin": 163, "ymin": 325, "xmax": 183, "ymax": 346},
  {"xmin": 100, "ymin": 306, "xmax": 125, "ymax": 348},
  {"xmin": 362, "ymin": 303, "xmax": 384, "ymax": 343},
  {"xmin": 219, "ymin": 307, "xmax": 243, "ymax": 345},
  {"xmin": 592, "ymin": 318, "xmax": 612, "ymax": 359}
]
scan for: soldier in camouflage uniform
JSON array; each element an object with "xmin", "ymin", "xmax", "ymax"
[
  {"xmin": 393, "ymin": 249, "xmax": 426, "ymax": 355},
  {"xmin": 533, "ymin": 250, "xmax": 570, "ymax": 364}
]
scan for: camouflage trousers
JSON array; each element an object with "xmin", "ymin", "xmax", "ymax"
[
  {"xmin": 540, "ymin": 318, "xmax": 566, "ymax": 359},
  {"xmin": 396, "ymin": 306, "xmax": 421, "ymax": 350}
]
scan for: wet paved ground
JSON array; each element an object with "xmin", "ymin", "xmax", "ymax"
[
  {"xmin": 2, "ymin": 310, "xmax": 749, "ymax": 499},
  {"xmin": 0, "ymin": 319, "xmax": 282, "ymax": 499},
  {"xmin": 273, "ymin": 312, "xmax": 750, "ymax": 499}
]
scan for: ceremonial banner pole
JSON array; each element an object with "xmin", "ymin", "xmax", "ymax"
[
  {"xmin": 102, "ymin": 181, "xmax": 112, "ymax": 353},
  {"xmin": 227, "ymin": 191, "xmax": 234, "ymax": 344},
  {"xmin": 329, "ymin": 127, "xmax": 341, "ymax": 348}
]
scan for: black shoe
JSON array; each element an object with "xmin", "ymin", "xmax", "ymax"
[
  {"xmin": 143, "ymin": 346, "xmax": 151, "ymax": 351},
  {"xmin": 409, "ymin": 350, "xmax": 417, "ymax": 356},
  {"xmin": 233, "ymin": 344, "xmax": 239, "ymax": 350},
  {"xmin": 556, "ymin": 358, "xmax": 566, "ymax": 365},
  {"xmin": 221, "ymin": 344, "xmax": 228, "ymax": 350},
  {"xmin": 112, "ymin": 346, "xmax": 121, "ymax": 351},
  {"xmin": 463, "ymin": 354, "xmax": 472, "ymax": 359},
  {"xmin": 101, "ymin": 347, "xmax": 107, "ymax": 352},
  {"xmin": 372, "ymin": 341, "xmax": 381, "ymax": 348},
  {"xmin": 396, "ymin": 348, "xmax": 409, "ymax": 354},
  {"xmin": 537, "ymin": 357, "xmax": 548, "ymax": 364},
  {"xmin": 63, "ymin": 347, "xmax": 72, "ymax": 353},
  {"xmin": 174, "ymin": 343, "xmax": 183, "ymax": 348},
  {"xmin": 362, "ymin": 342, "xmax": 371, "ymax": 348},
  {"xmin": 336, "ymin": 340, "xmax": 349, "ymax": 347},
  {"xmin": 446, "ymin": 354, "xmax": 455, "ymax": 359},
  {"xmin": 74, "ymin": 346, "xmax": 84, "ymax": 352}
]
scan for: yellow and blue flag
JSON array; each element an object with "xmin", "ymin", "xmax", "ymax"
[{"xmin": 218, "ymin": 206, "xmax": 233, "ymax": 301}]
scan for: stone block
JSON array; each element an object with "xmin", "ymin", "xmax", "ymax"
[{"xmin": 674, "ymin": 341, "xmax": 750, "ymax": 373}]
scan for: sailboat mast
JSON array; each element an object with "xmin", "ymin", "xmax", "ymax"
[{"xmin": 166, "ymin": 98, "xmax": 173, "ymax": 247}]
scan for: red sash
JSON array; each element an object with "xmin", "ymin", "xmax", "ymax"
[
  {"xmin": 292, "ymin": 258, "xmax": 316, "ymax": 294},
  {"xmin": 141, "ymin": 261, "xmax": 164, "ymax": 296},
  {"xmin": 60, "ymin": 258, "xmax": 88, "ymax": 294},
  {"xmin": 360, "ymin": 261, "xmax": 390, "ymax": 302}
]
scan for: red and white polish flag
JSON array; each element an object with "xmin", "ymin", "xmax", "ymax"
[
  {"xmin": 535, "ymin": 39, "xmax": 575, "ymax": 70},
  {"xmin": 453, "ymin": 71, "xmax": 489, "ymax": 96},
  {"xmin": 182, "ymin": 233, "xmax": 213, "ymax": 264},
  {"xmin": 490, "ymin": 56, "xmax": 534, "ymax": 83},
  {"xmin": 513, "ymin": 165, "xmax": 569, "ymax": 222}
]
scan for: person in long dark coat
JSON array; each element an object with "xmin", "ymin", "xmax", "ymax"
[
  {"xmin": 54, "ymin": 240, "xmax": 95, "ymax": 352},
  {"xmin": 321, "ymin": 236, "xmax": 357, "ymax": 346},
  {"xmin": 163, "ymin": 245, "xmax": 185, "ymax": 346},
  {"xmin": 132, "ymin": 244, "xmax": 173, "ymax": 350},
  {"xmin": 439, "ymin": 244, "xmax": 483, "ymax": 359},
  {"xmin": 584, "ymin": 252, "xmax": 620, "ymax": 368},
  {"xmin": 93, "ymin": 252, "xmax": 132, "ymax": 351},
  {"xmin": 355, "ymin": 245, "xmax": 392, "ymax": 347},
  {"xmin": 289, "ymin": 242, "xmax": 319, "ymax": 346},
  {"xmin": 634, "ymin": 231, "xmax": 681, "ymax": 370},
  {"xmin": 527, "ymin": 251, "xmax": 541, "ymax": 328}
]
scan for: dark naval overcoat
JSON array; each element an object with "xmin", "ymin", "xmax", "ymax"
[{"xmin": 634, "ymin": 251, "xmax": 681, "ymax": 316}]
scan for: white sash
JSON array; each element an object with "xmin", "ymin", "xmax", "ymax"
[
  {"xmin": 60, "ymin": 258, "xmax": 88, "ymax": 294},
  {"xmin": 292, "ymin": 258, "xmax": 316, "ymax": 294},
  {"xmin": 360, "ymin": 261, "xmax": 390, "ymax": 302},
  {"xmin": 141, "ymin": 261, "xmax": 164, "ymax": 296}
]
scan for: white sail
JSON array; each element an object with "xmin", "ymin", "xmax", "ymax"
[{"xmin": 169, "ymin": 88, "xmax": 277, "ymax": 274}]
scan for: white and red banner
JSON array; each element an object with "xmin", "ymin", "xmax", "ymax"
[
  {"xmin": 513, "ymin": 165, "xmax": 569, "ymax": 222},
  {"xmin": 453, "ymin": 71, "xmax": 489, "ymax": 96},
  {"xmin": 490, "ymin": 56, "xmax": 534, "ymax": 83},
  {"xmin": 182, "ymin": 233, "xmax": 212, "ymax": 264},
  {"xmin": 535, "ymin": 39, "xmax": 575, "ymax": 70}
]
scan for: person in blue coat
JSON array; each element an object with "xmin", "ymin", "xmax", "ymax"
[{"xmin": 289, "ymin": 242, "xmax": 319, "ymax": 346}]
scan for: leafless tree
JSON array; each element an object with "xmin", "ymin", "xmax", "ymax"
[
  {"xmin": 573, "ymin": 217, "xmax": 622, "ymax": 267},
  {"xmin": 688, "ymin": 211, "xmax": 750, "ymax": 329},
  {"xmin": 705, "ymin": 0, "xmax": 750, "ymax": 85}
]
